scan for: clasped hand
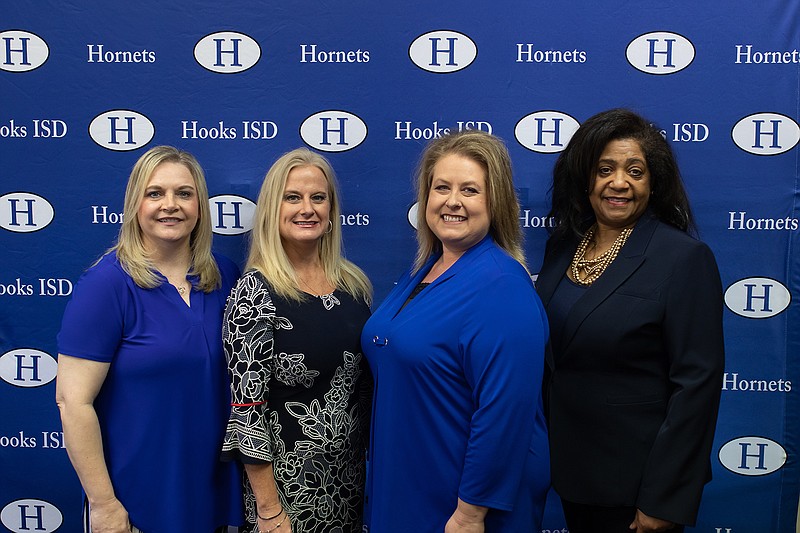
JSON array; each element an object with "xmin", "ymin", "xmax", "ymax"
[{"xmin": 629, "ymin": 509, "xmax": 676, "ymax": 533}]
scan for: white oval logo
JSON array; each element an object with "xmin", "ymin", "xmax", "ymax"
[
  {"xmin": 724, "ymin": 277, "xmax": 791, "ymax": 318},
  {"xmin": 0, "ymin": 192, "xmax": 54, "ymax": 232},
  {"xmin": 1, "ymin": 499, "xmax": 62, "ymax": 533},
  {"xmin": 515, "ymin": 111, "xmax": 580, "ymax": 153},
  {"xmin": 89, "ymin": 110, "xmax": 155, "ymax": 151},
  {"xmin": 731, "ymin": 113, "xmax": 800, "ymax": 156},
  {"xmin": 409, "ymin": 30, "xmax": 477, "ymax": 73},
  {"xmin": 209, "ymin": 194, "xmax": 256, "ymax": 235},
  {"xmin": 0, "ymin": 30, "xmax": 49, "ymax": 72},
  {"xmin": 300, "ymin": 110, "xmax": 367, "ymax": 152},
  {"xmin": 0, "ymin": 349, "xmax": 58, "ymax": 387},
  {"xmin": 407, "ymin": 202, "xmax": 419, "ymax": 230},
  {"xmin": 718, "ymin": 436, "xmax": 787, "ymax": 476},
  {"xmin": 626, "ymin": 31, "xmax": 695, "ymax": 74},
  {"xmin": 194, "ymin": 31, "xmax": 261, "ymax": 74}
]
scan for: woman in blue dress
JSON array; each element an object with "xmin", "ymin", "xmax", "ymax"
[
  {"xmin": 56, "ymin": 146, "xmax": 244, "ymax": 532},
  {"xmin": 361, "ymin": 130, "xmax": 550, "ymax": 532},
  {"xmin": 221, "ymin": 148, "xmax": 373, "ymax": 533}
]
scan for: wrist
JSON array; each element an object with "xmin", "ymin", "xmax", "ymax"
[
  {"xmin": 86, "ymin": 493, "xmax": 120, "ymax": 509},
  {"xmin": 453, "ymin": 499, "xmax": 488, "ymax": 524},
  {"xmin": 256, "ymin": 498, "xmax": 282, "ymax": 514},
  {"xmin": 256, "ymin": 506, "xmax": 283, "ymax": 521},
  {"xmin": 258, "ymin": 509, "xmax": 288, "ymax": 533}
]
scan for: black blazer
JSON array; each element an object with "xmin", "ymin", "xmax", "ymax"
[{"xmin": 536, "ymin": 213, "xmax": 724, "ymax": 526}]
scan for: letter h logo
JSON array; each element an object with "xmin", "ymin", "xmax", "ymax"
[
  {"xmin": 646, "ymin": 37, "xmax": 676, "ymax": 68},
  {"xmin": 742, "ymin": 282, "xmax": 772, "ymax": 313},
  {"xmin": 2, "ymin": 36, "xmax": 30, "ymax": 66},
  {"xmin": 750, "ymin": 118, "xmax": 782, "ymax": 150},
  {"xmin": 6, "ymin": 197, "xmax": 36, "ymax": 228},
  {"xmin": 428, "ymin": 36, "xmax": 458, "ymax": 67},
  {"xmin": 737, "ymin": 441, "xmax": 768, "ymax": 472},
  {"xmin": 17, "ymin": 503, "xmax": 46, "ymax": 531},
  {"xmin": 213, "ymin": 37, "xmax": 242, "ymax": 68},
  {"xmin": 319, "ymin": 116, "xmax": 349, "ymax": 147},
  {"xmin": 15, "ymin": 352, "xmax": 42, "ymax": 383},
  {"xmin": 213, "ymin": 200, "xmax": 244, "ymax": 230},
  {"xmin": 532, "ymin": 117, "xmax": 565, "ymax": 148},
  {"xmin": 106, "ymin": 115, "xmax": 138, "ymax": 146}
]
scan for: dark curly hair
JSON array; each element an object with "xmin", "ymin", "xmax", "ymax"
[{"xmin": 548, "ymin": 108, "xmax": 695, "ymax": 240}]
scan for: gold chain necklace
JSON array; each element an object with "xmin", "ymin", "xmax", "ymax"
[
  {"xmin": 297, "ymin": 272, "xmax": 331, "ymax": 296},
  {"xmin": 570, "ymin": 226, "xmax": 633, "ymax": 286}
]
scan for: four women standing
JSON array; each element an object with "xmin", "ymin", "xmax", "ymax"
[{"xmin": 57, "ymin": 111, "xmax": 723, "ymax": 532}]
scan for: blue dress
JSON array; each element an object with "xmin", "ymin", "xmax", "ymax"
[
  {"xmin": 361, "ymin": 236, "xmax": 550, "ymax": 532},
  {"xmin": 57, "ymin": 252, "xmax": 244, "ymax": 533}
]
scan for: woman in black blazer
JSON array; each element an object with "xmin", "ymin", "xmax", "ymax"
[{"xmin": 537, "ymin": 109, "xmax": 725, "ymax": 533}]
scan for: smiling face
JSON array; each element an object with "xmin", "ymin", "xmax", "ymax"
[
  {"xmin": 589, "ymin": 138, "xmax": 651, "ymax": 231},
  {"xmin": 425, "ymin": 153, "xmax": 491, "ymax": 258},
  {"xmin": 278, "ymin": 164, "xmax": 331, "ymax": 251},
  {"xmin": 137, "ymin": 161, "xmax": 199, "ymax": 251}
]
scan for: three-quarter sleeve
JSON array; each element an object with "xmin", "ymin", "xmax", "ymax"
[
  {"xmin": 221, "ymin": 271, "xmax": 278, "ymax": 463},
  {"xmin": 457, "ymin": 272, "xmax": 547, "ymax": 510}
]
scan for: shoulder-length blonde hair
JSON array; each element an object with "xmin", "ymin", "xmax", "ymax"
[
  {"xmin": 413, "ymin": 130, "xmax": 525, "ymax": 272},
  {"xmin": 246, "ymin": 148, "xmax": 372, "ymax": 304},
  {"xmin": 109, "ymin": 145, "xmax": 220, "ymax": 292}
]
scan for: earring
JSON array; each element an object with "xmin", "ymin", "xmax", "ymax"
[{"xmin": 326, "ymin": 220, "xmax": 333, "ymax": 234}]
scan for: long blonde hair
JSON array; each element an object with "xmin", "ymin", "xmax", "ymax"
[
  {"xmin": 413, "ymin": 130, "xmax": 525, "ymax": 273},
  {"xmin": 109, "ymin": 145, "xmax": 220, "ymax": 291},
  {"xmin": 246, "ymin": 148, "xmax": 372, "ymax": 304}
]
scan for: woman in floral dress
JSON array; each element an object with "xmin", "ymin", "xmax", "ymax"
[{"xmin": 222, "ymin": 148, "xmax": 372, "ymax": 533}]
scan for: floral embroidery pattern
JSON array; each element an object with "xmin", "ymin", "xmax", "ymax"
[
  {"xmin": 274, "ymin": 352, "xmax": 320, "ymax": 388},
  {"xmin": 318, "ymin": 292, "xmax": 340, "ymax": 311},
  {"xmin": 222, "ymin": 270, "xmax": 369, "ymax": 533}
]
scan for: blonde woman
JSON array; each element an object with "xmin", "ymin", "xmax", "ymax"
[
  {"xmin": 221, "ymin": 148, "xmax": 372, "ymax": 533},
  {"xmin": 361, "ymin": 130, "xmax": 550, "ymax": 531},
  {"xmin": 56, "ymin": 146, "xmax": 243, "ymax": 532}
]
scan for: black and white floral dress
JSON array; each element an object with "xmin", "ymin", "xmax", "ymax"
[{"xmin": 221, "ymin": 270, "xmax": 371, "ymax": 533}]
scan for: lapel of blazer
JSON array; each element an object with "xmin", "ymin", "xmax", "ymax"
[
  {"xmin": 557, "ymin": 214, "xmax": 660, "ymax": 356},
  {"xmin": 536, "ymin": 238, "xmax": 574, "ymax": 371}
]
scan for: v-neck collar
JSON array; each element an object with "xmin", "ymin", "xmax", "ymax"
[{"xmin": 389, "ymin": 234, "xmax": 495, "ymax": 319}]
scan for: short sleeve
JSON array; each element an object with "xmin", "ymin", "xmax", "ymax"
[{"xmin": 57, "ymin": 258, "xmax": 126, "ymax": 363}]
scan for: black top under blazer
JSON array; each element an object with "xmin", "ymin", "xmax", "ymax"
[{"xmin": 536, "ymin": 213, "xmax": 725, "ymax": 526}]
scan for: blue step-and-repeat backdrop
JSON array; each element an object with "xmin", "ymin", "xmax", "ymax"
[{"xmin": 1, "ymin": 1, "xmax": 798, "ymax": 531}]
